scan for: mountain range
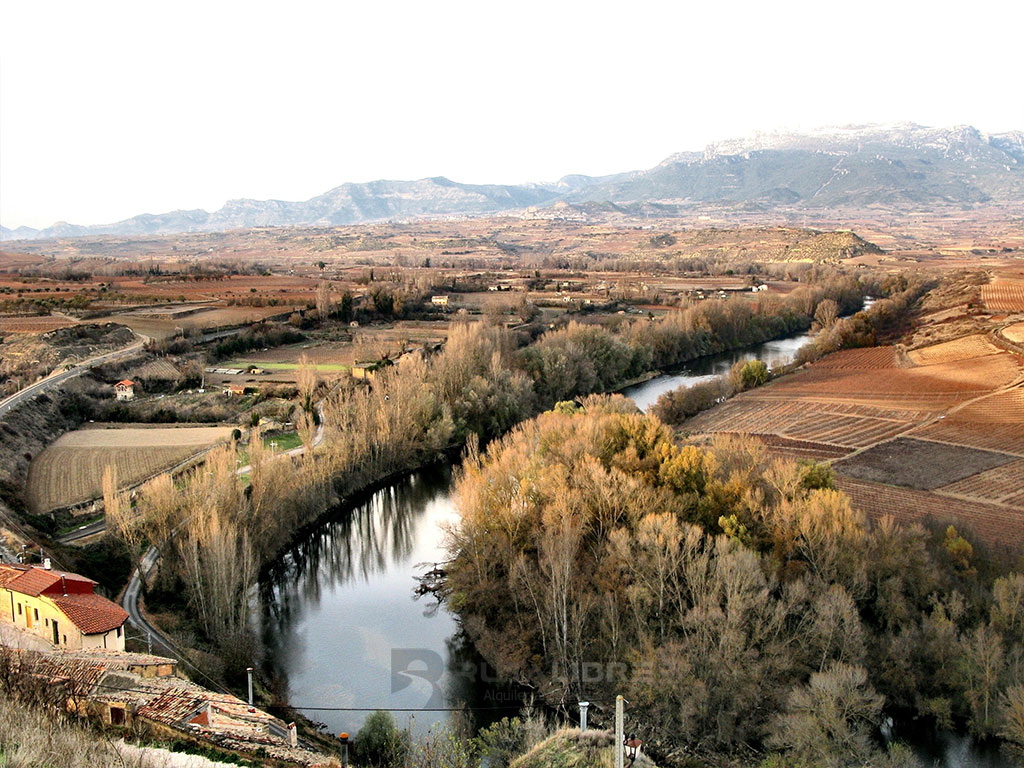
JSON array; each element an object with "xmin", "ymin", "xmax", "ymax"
[{"xmin": 4, "ymin": 123, "xmax": 1022, "ymax": 241}]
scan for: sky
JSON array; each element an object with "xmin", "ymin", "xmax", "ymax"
[{"xmin": 2, "ymin": 0, "xmax": 1022, "ymax": 230}]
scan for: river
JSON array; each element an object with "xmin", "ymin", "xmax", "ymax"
[{"xmin": 257, "ymin": 324, "xmax": 1007, "ymax": 764}]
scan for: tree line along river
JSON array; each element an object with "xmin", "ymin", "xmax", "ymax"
[{"xmin": 257, "ymin": 327, "xmax": 1005, "ymax": 766}]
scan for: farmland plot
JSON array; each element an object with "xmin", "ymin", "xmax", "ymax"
[
  {"xmin": 1003, "ymin": 322, "xmax": 1024, "ymax": 345},
  {"xmin": 981, "ymin": 277, "xmax": 1024, "ymax": 312},
  {"xmin": 833, "ymin": 437, "xmax": 1016, "ymax": 490},
  {"xmin": 27, "ymin": 425, "xmax": 233, "ymax": 512},
  {"xmin": 907, "ymin": 334, "xmax": 1003, "ymax": 366},
  {"xmin": 938, "ymin": 459, "xmax": 1024, "ymax": 504},
  {"xmin": 0, "ymin": 315, "xmax": 79, "ymax": 334},
  {"xmin": 836, "ymin": 477, "xmax": 1024, "ymax": 549}
]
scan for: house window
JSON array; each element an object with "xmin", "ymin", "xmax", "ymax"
[
  {"xmin": 45, "ymin": 618, "xmax": 49, "ymax": 627},
  {"xmin": 33, "ymin": 608, "xmax": 39, "ymax": 621},
  {"xmin": 116, "ymin": 626, "xmax": 122, "ymax": 638},
  {"xmin": 110, "ymin": 706, "xmax": 126, "ymax": 726},
  {"xmin": 62, "ymin": 635, "xmax": 67, "ymax": 644},
  {"xmin": 17, "ymin": 603, "xmax": 21, "ymax": 615}
]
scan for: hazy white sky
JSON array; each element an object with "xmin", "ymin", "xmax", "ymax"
[{"xmin": 2, "ymin": 0, "xmax": 1022, "ymax": 229}]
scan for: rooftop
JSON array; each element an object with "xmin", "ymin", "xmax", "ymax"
[
  {"xmin": 0, "ymin": 564, "xmax": 96, "ymax": 597},
  {"xmin": 50, "ymin": 593, "xmax": 128, "ymax": 634}
]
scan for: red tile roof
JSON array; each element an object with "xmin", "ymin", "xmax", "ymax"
[
  {"xmin": 50, "ymin": 593, "xmax": 128, "ymax": 635},
  {"xmin": 115, "ymin": 380, "xmax": 134, "ymax": 388},
  {"xmin": 4, "ymin": 566, "xmax": 95, "ymax": 597},
  {"xmin": 0, "ymin": 564, "xmax": 28, "ymax": 588}
]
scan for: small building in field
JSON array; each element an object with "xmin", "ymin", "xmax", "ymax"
[
  {"xmin": 223, "ymin": 385, "xmax": 247, "ymax": 397},
  {"xmin": 431, "ymin": 295, "xmax": 451, "ymax": 307},
  {"xmin": 351, "ymin": 361, "xmax": 382, "ymax": 381},
  {"xmin": 114, "ymin": 380, "xmax": 135, "ymax": 401},
  {"xmin": 0, "ymin": 563, "xmax": 128, "ymax": 651}
]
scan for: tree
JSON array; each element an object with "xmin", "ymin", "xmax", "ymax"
[
  {"xmin": 297, "ymin": 354, "xmax": 318, "ymax": 414},
  {"xmin": 767, "ymin": 662, "xmax": 884, "ymax": 767},
  {"xmin": 315, "ymin": 280, "xmax": 332, "ymax": 322},
  {"xmin": 815, "ymin": 298, "xmax": 840, "ymax": 329},
  {"xmin": 103, "ymin": 464, "xmax": 146, "ymax": 588},
  {"xmin": 354, "ymin": 710, "xmax": 409, "ymax": 768},
  {"xmin": 729, "ymin": 358, "xmax": 769, "ymax": 392}
]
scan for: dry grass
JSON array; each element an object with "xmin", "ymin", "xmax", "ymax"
[
  {"xmin": 27, "ymin": 426, "xmax": 233, "ymax": 512},
  {"xmin": 0, "ymin": 696, "xmax": 236, "ymax": 768}
]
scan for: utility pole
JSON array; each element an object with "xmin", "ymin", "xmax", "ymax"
[{"xmin": 615, "ymin": 695, "xmax": 625, "ymax": 768}]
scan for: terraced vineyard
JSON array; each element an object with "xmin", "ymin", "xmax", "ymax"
[
  {"xmin": 684, "ymin": 334, "xmax": 1024, "ymax": 549},
  {"xmin": 910, "ymin": 387, "xmax": 1024, "ymax": 456},
  {"xmin": 981, "ymin": 276, "xmax": 1024, "ymax": 312},
  {"xmin": 836, "ymin": 477, "xmax": 1024, "ymax": 549},
  {"xmin": 27, "ymin": 425, "xmax": 233, "ymax": 512}
]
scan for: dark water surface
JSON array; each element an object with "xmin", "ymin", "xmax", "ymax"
[{"xmin": 259, "ymin": 467, "xmax": 520, "ymax": 737}]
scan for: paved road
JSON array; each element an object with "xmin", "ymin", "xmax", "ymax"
[
  {"xmin": 0, "ymin": 336, "xmax": 146, "ymax": 418},
  {"xmin": 57, "ymin": 518, "xmax": 107, "ymax": 544}
]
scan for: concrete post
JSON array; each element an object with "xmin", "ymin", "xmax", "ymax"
[
  {"xmin": 340, "ymin": 732, "xmax": 349, "ymax": 767},
  {"xmin": 247, "ymin": 667, "xmax": 255, "ymax": 713},
  {"xmin": 615, "ymin": 695, "xmax": 624, "ymax": 768},
  {"xmin": 579, "ymin": 700, "xmax": 590, "ymax": 731},
  {"xmin": 288, "ymin": 722, "xmax": 297, "ymax": 747}
]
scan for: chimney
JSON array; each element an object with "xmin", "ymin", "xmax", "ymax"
[
  {"xmin": 288, "ymin": 722, "xmax": 297, "ymax": 748},
  {"xmin": 43, "ymin": 558, "xmax": 52, "ymax": 570},
  {"xmin": 61, "ymin": 575, "xmax": 67, "ymax": 596}
]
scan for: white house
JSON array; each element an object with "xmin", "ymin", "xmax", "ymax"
[{"xmin": 114, "ymin": 380, "xmax": 135, "ymax": 401}]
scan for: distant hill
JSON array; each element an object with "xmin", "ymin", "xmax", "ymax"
[{"xmin": 5, "ymin": 123, "xmax": 1022, "ymax": 241}]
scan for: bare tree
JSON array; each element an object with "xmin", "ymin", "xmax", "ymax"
[
  {"xmin": 297, "ymin": 353, "xmax": 318, "ymax": 414},
  {"xmin": 316, "ymin": 280, "xmax": 332, "ymax": 322},
  {"xmin": 814, "ymin": 298, "xmax": 839, "ymax": 330},
  {"xmin": 103, "ymin": 465, "xmax": 146, "ymax": 588}
]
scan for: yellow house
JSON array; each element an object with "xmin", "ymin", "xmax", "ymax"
[
  {"xmin": 350, "ymin": 361, "xmax": 381, "ymax": 381},
  {"xmin": 0, "ymin": 563, "xmax": 128, "ymax": 651}
]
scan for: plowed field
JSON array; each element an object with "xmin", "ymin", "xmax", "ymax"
[
  {"xmin": 836, "ymin": 477, "xmax": 1024, "ymax": 549},
  {"xmin": 27, "ymin": 426, "xmax": 232, "ymax": 512},
  {"xmin": 982, "ymin": 277, "xmax": 1024, "ymax": 312},
  {"xmin": 0, "ymin": 316, "xmax": 79, "ymax": 333}
]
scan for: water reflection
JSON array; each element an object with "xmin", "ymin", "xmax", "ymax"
[
  {"xmin": 258, "ymin": 466, "xmax": 521, "ymax": 737},
  {"xmin": 898, "ymin": 726, "xmax": 1010, "ymax": 768},
  {"xmin": 622, "ymin": 331, "xmax": 813, "ymax": 412}
]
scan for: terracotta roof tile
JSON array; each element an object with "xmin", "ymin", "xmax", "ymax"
[
  {"xmin": 0, "ymin": 564, "xmax": 28, "ymax": 588},
  {"xmin": 4, "ymin": 566, "xmax": 95, "ymax": 597},
  {"xmin": 50, "ymin": 593, "xmax": 128, "ymax": 634}
]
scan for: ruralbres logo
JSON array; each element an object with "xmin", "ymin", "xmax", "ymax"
[
  {"xmin": 390, "ymin": 649, "xmax": 446, "ymax": 709},
  {"xmin": 391, "ymin": 649, "xmax": 629, "ymax": 709}
]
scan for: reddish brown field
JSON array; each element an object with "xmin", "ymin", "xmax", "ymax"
[
  {"xmin": 0, "ymin": 315, "xmax": 79, "ymax": 333},
  {"xmin": 938, "ymin": 459, "xmax": 1024, "ymax": 504},
  {"xmin": 686, "ymin": 333, "xmax": 1024, "ymax": 549},
  {"xmin": 982, "ymin": 276, "xmax": 1024, "ymax": 312},
  {"xmin": 909, "ymin": 387, "xmax": 1024, "ymax": 457},
  {"xmin": 836, "ymin": 476, "xmax": 1024, "ymax": 549},
  {"xmin": 813, "ymin": 346, "xmax": 902, "ymax": 369}
]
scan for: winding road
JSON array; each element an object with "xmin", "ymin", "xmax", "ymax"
[{"xmin": 0, "ymin": 334, "xmax": 147, "ymax": 418}]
